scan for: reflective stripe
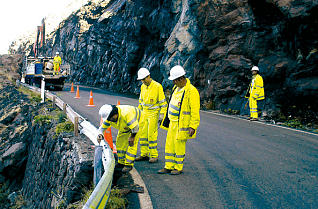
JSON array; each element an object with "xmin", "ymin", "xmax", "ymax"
[
  {"xmin": 256, "ymin": 85, "xmax": 263, "ymax": 88},
  {"xmin": 127, "ymin": 108, "xmax": 138, "ymax": 126},
  {"xmin": 165, "ymin": 159, "xmax": 175, "ymax": 163},
  {"xmin": 149, "ymin": 146, "xmax": 157, "ymax": 150},
  {"xmin": 179, "ymin": 128, "xmax": 189, "ymax": 132},
  {"xmin": 165, "ymin": 153, "xmax": 175, "ymax": 157},
  {"xmin": 143, "ymin": 103, "xmax": 153, "ymax": 107},
  {"xmin": 251, "ymin": 111, "xmax": 258, "ymax": 113},
  {"xmin": 170, "ymin": 104, "xmax": 180, "ymax": 111},
  {"xmin": 176, "ymin": 154, "xmax": 185, "ymax": 158},
  {"xmin": 148, "ymin": 106, "xmax": 160, "ymax": 110},
  {"xmin": 168, "ymin": 111, "xmax": 179, "ymax": 116},
  {"xmin": 103, "ymin": 121, "xmax": 110, "ymax": 126},
  {"xmin": 149, "ymin": 140, "xmax": 157, "ymax": 144},
  {"xmin": 117, "ymin": 150, "xmax": 126, "ymax": 154},
  {"xmin": 118, "ymin": 156, "xmax": 125, "ymax": 160},
  {"xmin": 137, "ymin": 108, "xmax": 141, "ymax": 121},
  {"xmin": 160, "ymin": 104, "xmax": 167, "ymax": 108},
  {"xmin": 258, "ymin": 96, "xmax": 265, "ymax": 99},
  {"xmin": 158, "ymin": 99, "xmax": 166, "ymax": 104},
  {"xmin": 126, "ymin": 152, "xmax": 136, "ymax": 158},
  {"xmin": 183, "ymin": 111, "xmax": 190, "ymax": 115},
  {"xmin": 139, "ymin": 138, "xmax": 148, "ymax": 141},
  {"xmin": 140, "ymin": 144, "xmax": 148, "ymax": 146},
  {"xmin": 126, "ymin": 159, "xmax": 134, "ymax": 163}
]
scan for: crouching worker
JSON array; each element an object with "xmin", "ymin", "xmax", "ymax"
[{"xmin": 97, "ymin": 104, "xmax": 142, "ymax": 173}]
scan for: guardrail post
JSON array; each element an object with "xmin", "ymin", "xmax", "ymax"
[
  {"xmin": 52, "ymin": 96, "xmax": 56, "ymax": 108},
  {"xmin": 41, "ymin": 76, "xmax": 45, "ymax": 103},
  {"xmin": 74, "ymin": 116, "xmax": 79, "ymax": 137},
  {"xmin": 63, "ymin": 103, "xmax": 67, "ymax": 114}
]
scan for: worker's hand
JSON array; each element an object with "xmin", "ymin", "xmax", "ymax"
[
  {"xmin": 128, "ymin": 136, "xmax": 135, "ymax": 147},
  {"xmin": 188, "ymin": 128, "xmax": 195, "ymax": 137},
  {"xmin": 97, "ymin": 134, "xmax": 104, "ymax": 144}
]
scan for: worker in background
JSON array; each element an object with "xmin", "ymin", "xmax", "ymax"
[
  {"xmin": 244, "ymin": 66, "xmax": 265, "ymax": 121},
  {"xmin": 134, "ymin": 68, "xmax": 167, "ymax": 163},
  {"xmin": 158, "ymin": 65, "xmax": 200, "ymax": 175},
  {"xmin": 97, "ymin": 104, "xmax": 141, "ymax": 173},
  {"xmin": 53, "ymin": 52, "xmax": 62, "ymax": 75}
]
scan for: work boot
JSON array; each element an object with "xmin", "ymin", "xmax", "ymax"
[
  {"xmin": 250, "ymin": 118, "xmax": 258, "ymax": 121},
  {"xmin": 122, "ymin": 165, "xmax": 133, "ymax": 173},
  {"xmin": 149, "ymin": 158, "xmax": 158, "ymax": 163},
  {"xmin": 170, "ymin": 169, "xmax": 182, "ymax": 175},
  {"xmin": 157, "ymin": 168, "xmax": 171, "ymax": 174},
  {"xmin": 135, "ymin": 156, "xmax": 149, "ymax": 161}
]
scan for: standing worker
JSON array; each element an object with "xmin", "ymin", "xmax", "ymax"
[
  {"xmin": 97, "ymin": 104, "xmax": 142, "ymax": 173},
  {"xmin": 158, "ymin": 65, "xmax": 200, "ymax": 175},
  {"xmin": 53, "ymin": 52, "xmax": 62, "ymax": 75},
  {"xmin": 135, "ymin": 68, "xmax": 167, "ymax": 163},
  {"xmin": 244, "ymin": 66, "xmax": 265, "ymax": 121}
]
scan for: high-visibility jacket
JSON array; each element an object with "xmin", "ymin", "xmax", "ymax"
[
  {"xmin": 161, "ymin": 78, "xmax": 200, "ymax": 140},
  {"xmin": 98, "ymin": 105, "xmax": 141, "ymax": 134},
  {"xmin": 138, "ymin": 80, "xmax": 167, "ymax": 115},
  {"xmin": 245, "ymin": 74, "xmax": 265, "ymax": 100},
  {"xmin": 53, "ymin": 56, "xmax": 62, "ymax": 65}
]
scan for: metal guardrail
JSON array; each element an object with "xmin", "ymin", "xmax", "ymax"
[{"xmin": 17, "ymin": 81, "xmax": 115, "ymax": 208}]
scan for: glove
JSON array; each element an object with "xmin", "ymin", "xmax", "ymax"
[
  {"xmin": 97, "ymin": 134, "xmax": 103, "ymax": 144},
  {"xmin": 128, "ymin": 136, "xmax": 135, "ymax": 147}
]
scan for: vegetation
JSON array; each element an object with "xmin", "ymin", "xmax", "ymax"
[
  {"xmin": 56, "ymin": 121, "xmax": 74, "ymax": 135},
  {"xmin": 106, "ymin": 189, "xmax": 127, "ymax": 209},
  {"xmin": 283, "ymin": 118, "xmax": 305, "ymax": 129},
  {"xmin": 34, "ymin": 115, "xmax": 53, "ymax": 125},
  {"xmin": 17, "ymin": 86, "xmax": 42, "ymax": 103},
  {"xmin": 224, "ymin": 108, "xmax": 239, "ymax": 115}
]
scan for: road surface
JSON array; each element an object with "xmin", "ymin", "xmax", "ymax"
[{"xmin": 56, "ymin": 85, "xmax": 318, "ymax": 209}]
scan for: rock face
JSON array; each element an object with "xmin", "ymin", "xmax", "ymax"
[{"xmin": 14, "ymin": 0, "xmax": 318, "ymax": 121}]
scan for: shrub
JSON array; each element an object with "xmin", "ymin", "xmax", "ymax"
[
  {"xmin": 34, "ymin": 115, "xmax": 53, "ymax": 125},
  {"xmin": 56, "ymin": 121, "xmax": 74, "ymax": 135}
]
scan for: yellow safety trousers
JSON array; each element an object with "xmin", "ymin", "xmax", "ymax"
[
  {"xmin": 139, "ymin": 111, "xmax": 159, "ymax": 158},
  {"xmin": 164, "ymin": 121, "xmax": 186, "ymax": 171},
  {"xmin": 249, "ymin": 97, "xmax": 258, "ymax": 119},
  {"xmin": 53, "ymin": 63, "xmax": 60, "ymax": 75},
  {"xmin": 116, "ymin": 131, "xmax": 139, "ymax": 166}
]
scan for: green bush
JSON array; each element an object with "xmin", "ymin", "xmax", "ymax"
[
  {"xmin": 283, "ymin": 119, "xmax": 304, "ymax": 129},
  {"xmin": 34, "ymin": 115, "xmax": 53, "ymax": 125},
  {"xmin": 56, "ymin": 121, "xmax": 74, "ymax": 135}
]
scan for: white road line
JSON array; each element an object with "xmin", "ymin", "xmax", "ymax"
[
  {"xmin": 130, "ymin": 168, "xmax": 153, "ymax": 209},
  {"xmin": 202, "ymin": 110, "xmax": 318, "ymax": 137}
]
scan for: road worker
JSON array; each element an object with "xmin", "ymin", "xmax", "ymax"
[
  {"xmin": 53, "ymin": 52, "xmax": 62, "ymax": 75},
  {"xmin": 134, "ymin": 68, "xmax": 167, "ymax": 163},
  {"xmin": 158, "ymin": 65, "xmax": 200, "ymax": 175},
  {"xmin": 97, "ymin": 104, "xmax": 142, "ymax": 173},
  {"xmin": 244, "ymin": 66, "xmax": 265, "ymax": 121}
]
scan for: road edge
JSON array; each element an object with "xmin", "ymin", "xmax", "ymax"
[
  {"xmin": 202, "ymin": 110, "xmax": 318, "ymax": 137},
  {"xmin": 130, "ymin": 168, "xmax": 153, "ymax": 209}
]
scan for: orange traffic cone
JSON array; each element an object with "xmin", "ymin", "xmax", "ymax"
[
  {"xmin": 100, "ymin": 117, "xmax": 116, "ymax": 153},
  {"xmin": 86, "ymin": 90, "xmax": 96, "ymax": 107},
  {"xmin": 70, "ymin": 83, "xmax": 74, "ymax": 93},
  {"xmin": 74, "ymin": 85, "xmax": 80, "ymax": 98},
  {"xmin": 117, "ymin": 100, "xmax": 120, "ymax": 105}
]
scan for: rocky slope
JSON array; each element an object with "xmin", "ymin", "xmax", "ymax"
[
  {"xmin": 0, "ymin": 55, "xmax": 94, "ymax": 208},
  {"xmin": 13, "ymin": 0, "xmax": 318, "ymax": 123}
]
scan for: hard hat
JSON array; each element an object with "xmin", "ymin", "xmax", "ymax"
[
  {"xmin": 56, "ymin": 52, "xmax": 59, "ymax": 55},
  {"xmin": 99, "ymin": 104, "xmax": 113, "ymax": 121},
  {"xmin": 168, "ymin": 65, "xmax": 186, "ymax": 80},
  {"xmin": 251, "ymin": 66, "xmax": 259, "ymax": 71},
  {"xmin": 137, "ymin": 68, "xmax": 150, "ymax": 80}
]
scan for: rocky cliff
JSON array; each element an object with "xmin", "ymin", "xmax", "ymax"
[
  {"xmin": 13, "ymin": 0, "xmax": 318, "ymax": 123},
  {"xmin": 0, "ymin": 55, "xmax": 94, "ymax": 208}
]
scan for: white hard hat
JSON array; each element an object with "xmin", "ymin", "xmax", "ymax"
[
  {"xmin": 137, "ymin": 68, "xmax": 150, "ymax": 80},
  {"xmin": 168, "ymin": 65, "xmax": 186, "ymax": 80},
  {"xmin": 99, "ymin": 104, "xmax": 113, "ymax": 121},
  {"xmin": 251, "ymin": 66, "xmax": 259, "ymax": 71},
  {"xmin": 56, "ymin": 52, "xmax": 59, "ymax": 55}
]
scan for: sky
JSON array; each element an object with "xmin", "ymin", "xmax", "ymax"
[{"xmin": 0, "ymin": 0, "xmax": 89, "ymax": 54}]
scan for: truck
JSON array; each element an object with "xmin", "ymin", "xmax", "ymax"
[{"xmin": 22, "ymin": 56, "xmax": 70, "ymax": 91}]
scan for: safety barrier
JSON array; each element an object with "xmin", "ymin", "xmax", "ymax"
[{"xmin": 17, "ymin": 81, "xmax": 115, "ymax": 208}]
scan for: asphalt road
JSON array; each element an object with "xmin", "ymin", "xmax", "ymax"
[{"xmin": 56, "ymin": 85, "xmax": 318, "ymax": 209}]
